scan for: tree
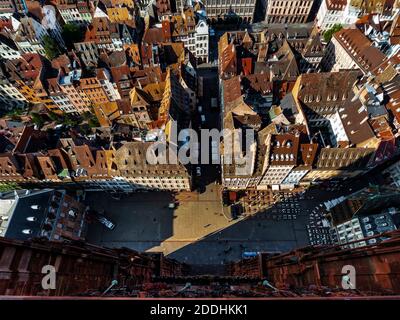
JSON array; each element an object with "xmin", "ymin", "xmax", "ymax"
[
  {"xmin": 4, "ymin": 107, "xmax": 24, "ymax": 120},
  {"xmin": 88, "ymin": 117, "xmax": 100, "ymax": 128},
  {"xmin": 82, "ymin": 111, "xmax": 93, "ymax": 121},
  {"xmin": 62, "ymin": 114, "xmax": 80, "ymax": 127},
  {"xmin": 30, "ymin": 112, "xmax": 45, "ymax": 127},
  {"xmin": 323, "ymin": 24, "xmax": 343, "ymax": 43},
  {"xmin": 47, "ymin": 111, "xmax": 61, "ymax": 122},
  {"xmin": 43, "ymin": 35, "xmax": 61, "ymax": 60},
  {"xmin": 62, "ymin": 23, "xmax": 84, "ymax": 50},
  {"xmin": 0, "ymin": 182, "xmax": 21, "ymax": 193}
]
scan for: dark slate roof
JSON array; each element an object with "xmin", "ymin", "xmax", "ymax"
[
  {"xmin": 0, "ymin": 33, "xmax": 18, "ymax": 51},
  {"xmin": 0, "ymin": 135, "xmax": 15, "ymax": 153},
  {"xmin": 4, "ymin": 189, "xmax": 54, "ymax": 240},
  {"xmin": 280, "ymin": 92, "xmax": 298, "ymax": 118}
]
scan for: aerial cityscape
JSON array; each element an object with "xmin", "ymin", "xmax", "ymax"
[{"xmin": 0, "ymin": 0, "xmax": 400, "ymax": 301}]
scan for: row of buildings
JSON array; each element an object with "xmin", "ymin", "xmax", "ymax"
[
  {"xmin": 0, "ymin": 2, "xmax": 206, "ymax": 192},
  {"xmin": 2, "ymin": 0, "xmax": 398, "ymax": 33},
  {"xmin": 323, "ymin": 185, "xmax": 400, "ymax": 248},
  {"xmin": 0, "ymin": 188, "xmax": 86, "ymax": 242},
  {"xmin": 179, "ymin": 0, "xmax": 399, "ymax": 28},
  {"xmin": 1, "ymin": 1, "xmax": 400, "ymax": 194},
  {"xmin": 0, "ymin": 0, "xmax": 207, "ymax": 114},
  {"xmin": 209, "ymin": 0, "xmax": 399, "ymax": 27},
  {"xmin": 0, "ymin": 124, "xmax": 192, "ymax": 192},
  {"xmin": 218, "ymin": 17, "xmax": 400, "ymax": 190},
  {"xmin": 1, "ymin": 0, "xmax": 400, "ymax": 113}
]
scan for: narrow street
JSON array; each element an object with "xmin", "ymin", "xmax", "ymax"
[{"xmin": 192, "ymin": 66, "xmax": 220, "ymax": 191}]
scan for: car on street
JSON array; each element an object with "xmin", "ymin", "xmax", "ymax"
[
  {"xmin": 168, "ymin": 202, "xmax": 177, "ymax": 209},
  {"xmin": 196, "ymin": 166, "xmax": 201, "ymax": 176},
  {"xmin": 97, "ymin": 214, "xmax": 116, "ymax": 230}
]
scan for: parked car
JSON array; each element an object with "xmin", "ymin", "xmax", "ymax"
[
  {"xmin": 196, "ymin": 166, "xmax": 201, "ymax": 176},
  {"xmin": 198, "ymin": 106, "xmax": 203, "ymax": 113},
  {"xmin": 168, "ymin": 202, "xmax": 176, "ymax": 209},
  {"xmin": 97, "ymin": 214, "xmax": 115, "ymax": 230}
]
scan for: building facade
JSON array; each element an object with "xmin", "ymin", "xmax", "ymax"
[
  {"xmin": 265, "ymin": 0, "xmax": 314, "ymax": 24},
  {"xmin": 0, "ymin": 189, "xmax": 86, "ymax": 241},
  {"xmin": 205, "ymin": 0, "xmax": 258, "ymax": 23},
  {"xmin": 316, "ymin": 0, "xmax": 347, "ymax": 32}
]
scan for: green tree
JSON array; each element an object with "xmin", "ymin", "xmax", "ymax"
[
  {"xmin": 62, "ymin": 114, "xmax": 80, "ymax": 127},
  {"xmin": 47, "ymin": 111, "xmax": 61, "ymax": 122},
  {"xmin": 30, "ymin": 112, "xmax": 45, "ymax": 127},
  {"xmin": 43, "ymin": 35, "xmax": 61, "ymax": 60},
  {"xmin": 88, "ymin": 117, "xmax": 100, "ymax": 128},
  {"xmin": 82, "ymin": 111, "xmax": 93, "ymax": 121},
  {"xmin": 0, "ymin": 182, "xmax": 21, "ymax": 193},
  {"xmin": 62, "ymin": 23, "xmax": 84, "ymax": 50},
  {"xmin": 323, "ymin": 24, "xmax": 343, "ymax": 43}
]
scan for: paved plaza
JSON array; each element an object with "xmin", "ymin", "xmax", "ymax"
[{"xmin": 85, "ymin": 183, "xmax": 311, "ymax": 266}]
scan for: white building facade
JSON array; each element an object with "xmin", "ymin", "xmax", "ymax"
[
  {"xmin": 333, "ymin": 217, "xmax": 367, "ymax": 248},
  {"xmin": 0, "ymin": 38, "xmax": 21, "ymax": 60},
  {"xmin": 195, "ymin": 19, "xmax": 209, "ymax": 63},
  {"xmin": 322, "ymin": 34, "xmax": 358, "ymax": 71},
  {"xmin": 316, "ymin": 0, "xmax": 346, "ymax": 32},
  {"xmin": 14, "ymin": 17, "xmax": 49, "ymax": 55},
  {"xmin": 58, "ymin": 7, "xmax": 92, "ymax": 25},
  {"xmin": 258, "ymin": 164, "xmax": 294, "ymax": 189},
  {"xmin": 0, "ymin": 80, "xmax": 27, "ymax": 110}
]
